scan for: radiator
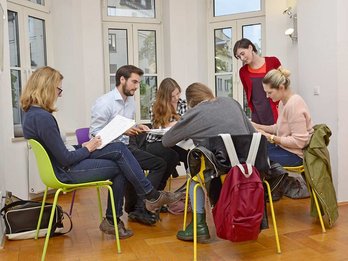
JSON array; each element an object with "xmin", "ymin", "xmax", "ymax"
[{"xmin": 28, "ymin": 145, "xmax": 46, "ymax": 194}]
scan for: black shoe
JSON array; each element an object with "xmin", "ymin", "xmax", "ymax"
[{"xmin": 128, "ymin": 209, "xmax": 157, "ymax": 225}]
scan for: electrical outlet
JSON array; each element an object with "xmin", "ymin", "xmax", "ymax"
[{"xmin": 314, "ymin": 86, "xmax": 320, "ymax": 95}]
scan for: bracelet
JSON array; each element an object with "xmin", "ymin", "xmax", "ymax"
[{"xmin": 269, "ymin": 135, "xmax": 275, "ymax": 144}]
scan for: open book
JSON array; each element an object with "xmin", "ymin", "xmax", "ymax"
[{"xmin": 96, "ymin": 115, "xmax": 135, "ymax": 149}]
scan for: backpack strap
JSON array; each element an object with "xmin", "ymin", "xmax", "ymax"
[
  {"xmin": 220, "ymin": 133, "xmax": 263, "ymax": 178},
  {"xmin": 246, "ymin": 133, "xmax": 262, "ymax": 166},
  {"xmin": 219, "ymin": 134, "xmax": 240, "ymax": 167}
]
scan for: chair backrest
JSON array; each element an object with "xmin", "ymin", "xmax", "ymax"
[
  {"xmin": 75, "ymin": 127, "xmax": 90, "ymax": 145},
  {"xmin": 28, "ymin": 139, "xmax": 66, "ymax": 189}
]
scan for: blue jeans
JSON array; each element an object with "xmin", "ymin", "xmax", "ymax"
[
  {"xmin": 67, "ymin": 142, "xmax": 153, "ymax": 219},
  {"xmin": 267, "ymin": 143, "xmax": 303, "ymax": 167},
  {"xmin": 189, "ymin": 181, "xmax": 205, "ymax": 214}
]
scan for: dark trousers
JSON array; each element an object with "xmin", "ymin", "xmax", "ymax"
[
  {"xmin": 124, "ymin": 144, "xmax": 167, "ymax": 213},
  {"xmin": 146, "ymin": 141, "xmax": 188, "ymax": 190}
]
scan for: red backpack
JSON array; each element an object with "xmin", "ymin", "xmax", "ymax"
[{"xmin": 212, "ymin": 133, "xmax": 264, "ymax": 242}]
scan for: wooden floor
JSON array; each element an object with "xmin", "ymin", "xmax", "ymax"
[{"xmin": 1, "ymin": 177, "xmax": 348, "ymax": 261}]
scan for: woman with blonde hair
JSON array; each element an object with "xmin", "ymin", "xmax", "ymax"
[
  {"xmin": 252, "ymin": 68, "xmax": 313, "ymax": 166},
  {"xmin": 146, "ymin": 77, "xmax": 188, "ymax": 190},
  {"xmin": 21, "ymin": 66, "xmax": 182, "ymax": 238},
  {"xmin": 162, "ymin": 82, "xmax": 255, "ymax": 242}
]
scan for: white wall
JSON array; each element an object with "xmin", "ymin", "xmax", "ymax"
[
  {"xmin": 163, "ymin": 0, "xmax": 208, "ymax": 90},
  {"xmin": 51, "ymin": 0, "xmax": 105, "ymax": 133},
  {"xmin": 334, "ymin": 0, "xmax": 348, "ymax": 202},
  {"xmin": 297, "ymin": 0, "xmax": 341, "ymax": 199}
]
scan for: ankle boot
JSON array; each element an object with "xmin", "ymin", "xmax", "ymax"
[{"xmin": 176, "ymin": 213, "xmax": 210, "ymax": 242}]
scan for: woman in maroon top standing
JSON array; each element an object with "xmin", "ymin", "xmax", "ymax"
[{"xmin": 233, "ymin": 38, "xmax": 281, "ymax": 125}]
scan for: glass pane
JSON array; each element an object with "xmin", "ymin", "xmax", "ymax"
[
  {"xmin": 28, "ymin": 16, "xmax": 47, "ymax": 69},
  {"xmin": 109, "ymin": 75, "xmax": 116, "ymax": 90},
  {"xmin": 242, "ymin": 24, "xmax": 262, "ymax": 55},
  {"xmin": 108, "ymin": 29, "xmax": 128, "ymax": 83},
  {"xmin": 243, "ymin": 92, "xmax": 251, "ymax": 118},
  {"xmin": 214, "ymin": 0, "xmax": 261, "ymax": 16},
  {"xmin": 215, "ymin": 74, "xmax": 232, "ymax": 98},
  {"xmin": 107, "ymin": 0, "xmax": 155, "ymax": 18},
  {"xmin": 10, "ymin": 69, "xmax": 23, "ymax": 126},
  {"xmin": 138, "ymin": 30, "xmax": 157, "ymax": 74},
  {"xmin": 214, "ymin": 28, "xmax": 232, "ymax": 73},
  {"xmin": 27, "ymin": 0, "xmax": 45, "ymax": 5},
  {"xmin": 8, "ymin": 11, "xmax": 20, "ymax": 67},
  {"xmin": 140, "ymin": 76, "xmax": 157, "ymax": 120}
]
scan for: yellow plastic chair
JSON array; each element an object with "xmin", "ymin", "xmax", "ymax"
[
  {"xmin": 28, "ymin": 139, "xmax": 121, "ymax": 261},
  {"xmin": 182, "ymin": 156, "xmax": 281, "ymax": 261},
  {"xmin": 283, "ymin": 165, "xmax": 326, "ymax": 233}
]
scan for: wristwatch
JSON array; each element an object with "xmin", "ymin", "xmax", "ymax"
[{"xmin": 269, "ymin": 135, "xmax": 275, "ymax": 144}]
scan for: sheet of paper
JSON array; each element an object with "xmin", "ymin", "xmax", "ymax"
[
  {"xmin": 176, "ymin": 139, "xmax": 195, "ymax": 150},
  {"xmin": 96, "ymin": 115, "xmax": 135, "ymax": 149}
]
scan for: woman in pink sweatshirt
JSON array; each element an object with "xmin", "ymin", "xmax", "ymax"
[{"xmin": 252, "ymin": 68, "xmax": 313, "ymax": 166}]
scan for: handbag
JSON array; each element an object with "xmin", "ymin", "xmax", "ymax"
[{"xmin": 1, "ymin": 196, "xmax": 72, "ymax": 240}]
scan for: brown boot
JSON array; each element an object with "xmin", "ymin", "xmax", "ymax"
[{"xmin": 145, "ymin": 191, "xmax": 184, "ymax": 213}]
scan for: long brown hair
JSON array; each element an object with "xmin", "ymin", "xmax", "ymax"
[
  {"xmin": 20, "ymin": 66, "xmax": 63, "ymax": 112},
  {"xmin": 152, "ymin": 78, "xmax": 181, "ymax": 128},
  {"xmin": 186, "ymin": 82, "xmax": 214, "ymax": 108}
]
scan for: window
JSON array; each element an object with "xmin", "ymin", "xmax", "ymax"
[
  {"xmin": 107, "ymin": 0, "xmax": 155, "ymax": 18},
  {"xmin": 102, "ymin": 2, "xmax": 162, "ymax": 123},
  {"xmin": 8, "ymin": 1, "xmax": 51, "ymax": 136},
  {"xmin": 208, "ymin": 1, "xmax": 265, "ymax": 117},
  {"xmin": 214, "ymin": 0, "xmax": 261, "ymax": 17}
]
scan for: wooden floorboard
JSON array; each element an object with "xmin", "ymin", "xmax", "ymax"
[{"xmin": 1, "ymin": 177, "xmax": 347, "ymax": 261}]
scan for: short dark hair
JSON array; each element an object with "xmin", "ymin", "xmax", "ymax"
[
  {"xmin": 233, "ymin": 38, "xmax": 258, "ymax": 59},
  {"xmin": 115, "ymin": 65, "xmax": 144, "ymax": 86}
]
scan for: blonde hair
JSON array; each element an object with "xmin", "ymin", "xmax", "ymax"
[
  {"xmin": 186, "ymin": 83, "xmax": 215, "ymax": 108},
  {"xmin": 20, "ymin": 66, "xmax": 63, "ymax": 112},
  {"xmin": 262, "ymin": 68, "xmax": 291, "ymax": 90},
  {"xmin": 152, "ymin": 78, "xmax": 181, "ymax": 128}
]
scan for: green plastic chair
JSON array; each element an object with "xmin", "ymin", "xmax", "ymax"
[{"xmin": 28, "ymin": 139, "xmax": 121, "ymax": 261}]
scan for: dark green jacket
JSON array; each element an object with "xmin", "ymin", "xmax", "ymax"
[{"xmin": 303, "ymin": 124, "xmax": 338, "ymax": 228}]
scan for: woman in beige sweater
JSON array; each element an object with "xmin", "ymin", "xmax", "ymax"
[{"xmin": 252, "ymin": 68, "xmax": 313, "ymax": 166}]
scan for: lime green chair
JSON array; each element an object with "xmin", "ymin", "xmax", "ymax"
[{"xmin": 28, "ymin": 139, "xmax": 121, "ymax": 261}]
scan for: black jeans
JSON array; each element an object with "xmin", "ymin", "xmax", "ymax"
[
  {"xmin": 124, "ymin": 144, "xmax": 167, "ymax": 213},
  {"xmin": 146, "ymin": 141, "xmax": 188, "ymax": 190}
]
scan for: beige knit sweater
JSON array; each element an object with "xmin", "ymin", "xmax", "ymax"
[{"xmin": 262, "ymin": 94, "xmax": 313, "ymax": 158}]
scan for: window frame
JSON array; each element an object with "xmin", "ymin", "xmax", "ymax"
[
  {"xmin": 102, "ymin": 21, "xmax": 163, "ymax": 124},
  {"xmin": 207, "ymin": 0, "xmax": 265, "ymax": 111},
  {"xmin": 7, "ymin": 1, "xmax": 52, "ymax": 137}
]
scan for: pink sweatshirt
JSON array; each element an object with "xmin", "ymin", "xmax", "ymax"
[{"xmin": 264, "ymin": 94, "xmax": 313, "ymax": 158}]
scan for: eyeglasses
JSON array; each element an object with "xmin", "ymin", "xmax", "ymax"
[{"xmin": 57, "ymin": 87, "xmax": 63, "ymax": 95}]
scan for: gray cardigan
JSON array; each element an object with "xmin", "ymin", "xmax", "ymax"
[{"xmin": 162, "ymin": 97, "xmax": 255, "ymax": 148}]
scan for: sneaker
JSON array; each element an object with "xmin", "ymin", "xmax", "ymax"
[
  {"xmin": 145, "ymin": 191, "xmax": 184, "ymax": 213},
  {"xmin": 128, "ymin": 209, "xmax": 157, "ymax": 225},
  {"xmin": 99, "ymin": 218, "xmax": 134, "ymax": 239}
]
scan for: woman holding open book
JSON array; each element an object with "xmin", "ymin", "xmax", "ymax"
[
  {"xmin": 146, "ymin": 78, "xmax": 188, "ymax": 190},
  {"xmin": 20, "ymin": 67, "xmax": 182, "ymax": 239}
]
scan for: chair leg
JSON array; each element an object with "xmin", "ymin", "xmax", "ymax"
[
  {"xmin": 193, "ymin": 182, "xmax": 202, "ymax": 261},
  {"xmin": 96, "ymin": 187, "xmax": 103, "ymax": 221},
  {"xmin": 311, "ymin": 188, "xmax": 326, "ymax": 233},
  {"xmin": 183, "ymin": 177, "xmax": 191, "ymax": 230},
  {"xmin": 68, "ymin": 191, "xmax": 76, "ymax": 216},
  {"xmin": 106, "ymin": 185, "xmax": 121, "ymax": 254},
  {"xmin": 41, "ymin": 188, "xmax": 63, "ymax": 261},
  {"xmin": 36, "ymin": 187, "xmax": 49, "ymax": 240},
  {"xmin": 263, "ymin": 180, "xmax": 281, "ymax": 254}
]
